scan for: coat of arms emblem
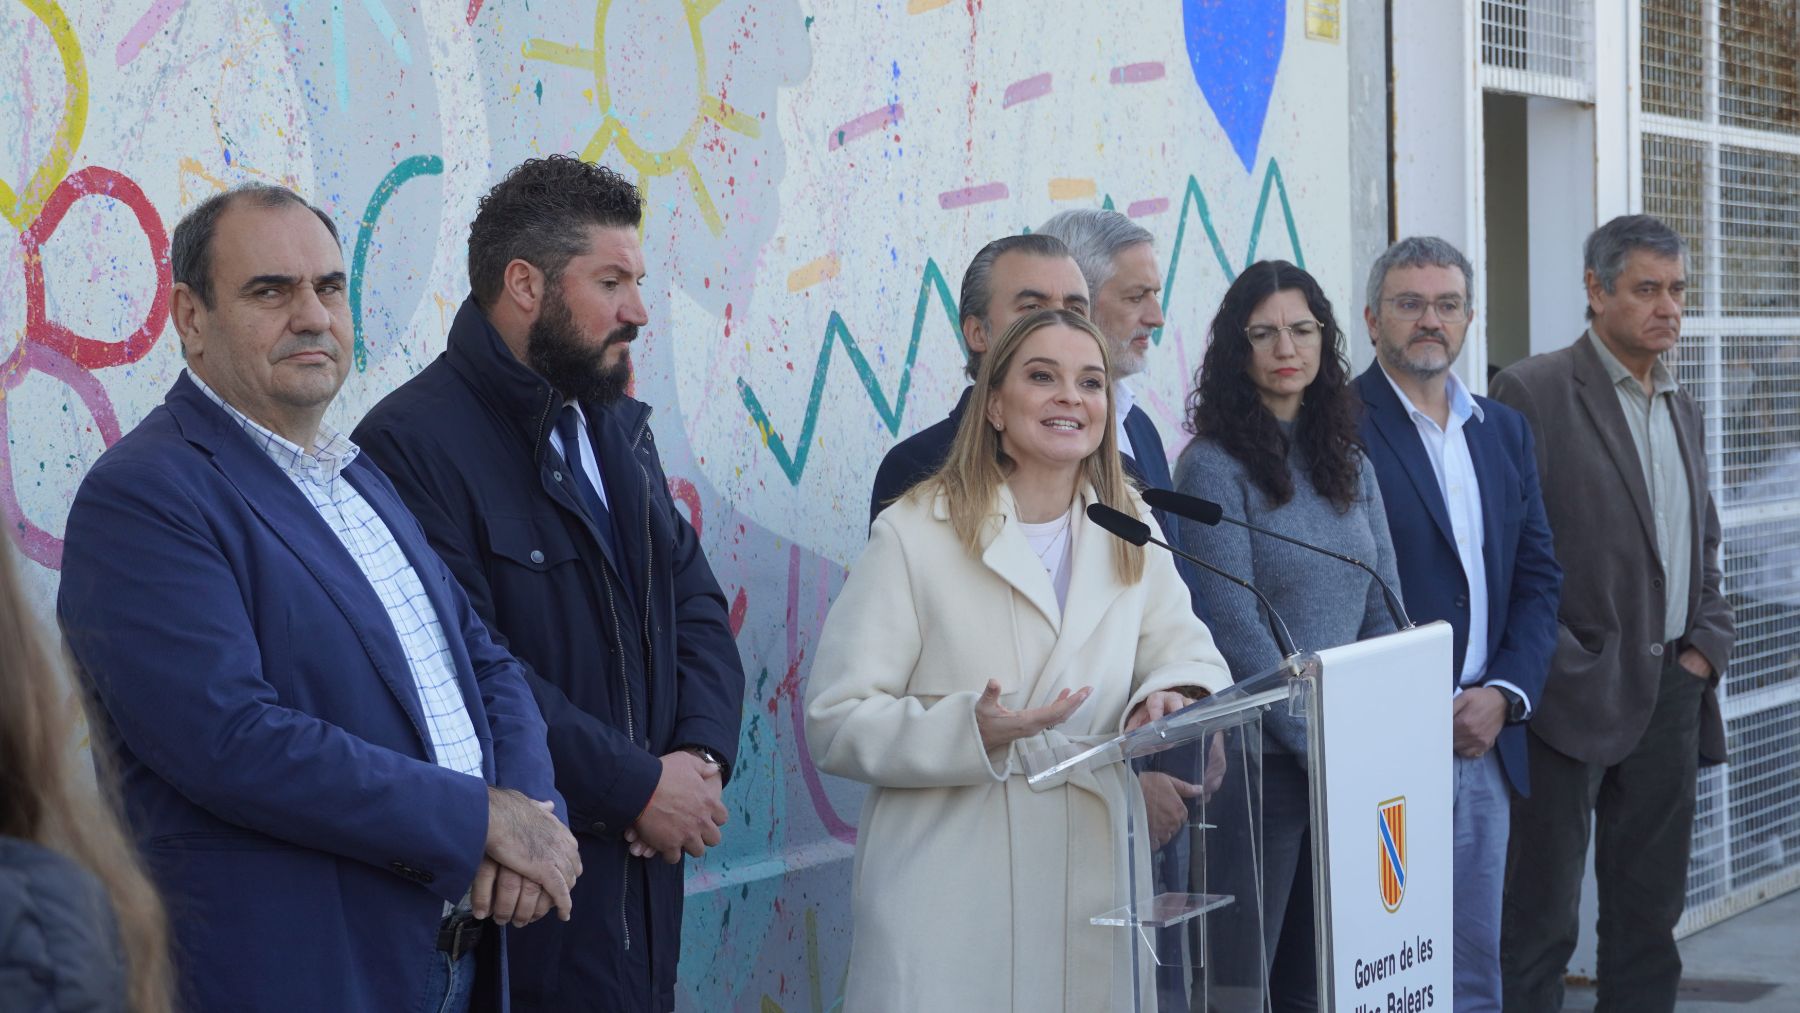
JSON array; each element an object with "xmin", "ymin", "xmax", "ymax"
[{"xmin": 1378, "ymin": 795, "xmax": 1407, "ymax": 912}]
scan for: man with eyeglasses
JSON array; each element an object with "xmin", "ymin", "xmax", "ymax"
[{"xmin": 1353, "ymin": 236, "xmax": 1562, "ymax": 1013}]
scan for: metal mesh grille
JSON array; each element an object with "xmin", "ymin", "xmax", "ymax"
[
  {"xmin": 1721, "ymin": 0, "xmax": 1800, "ymax": 135},
  {"xmin": 1645, "ymin": 0, "xmax": 1800, "ymax": 934},
  {"xmin": 1715, "ymin": 335, "xmax": 1800, "ymax": 495},
  {"xmin": 1691, "ymin": 700, "xmax": 1800, "ymax": 916},
  {"xmin": 1644, "ymin": 0, "xmax": 1707, "ymax": 119},
  {"xmin": 1479, "ymin": 0, "xmax": 1594, "ymax": 100},
  {"xmin": 1720, "ymin": 146, "xmax": 1800, "ymax": 315},
  {"xmin": 1730, "ymin": 699, "xmax": 1800, "ymax": 880},
  {"xmin": 1725, "ymin": 699, "xmax": 1800, "ymax": 877},
  {"xmin": 1644, "ymin": 132, "xmax": 1711, "ymax": 311}
]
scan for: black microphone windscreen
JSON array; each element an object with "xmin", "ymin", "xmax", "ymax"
[
  {"xmin": 1141, "ymin": 488, "xmax": 1224, "ymax": 526},
  {"xmin": 1085, "ymin": 503, "xmax": 1151, "ymax": 546}
]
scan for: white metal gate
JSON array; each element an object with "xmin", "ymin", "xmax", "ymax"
[{"xmin": 1640, "ymin": 0, "xmax": 1800, "ymax": 935}]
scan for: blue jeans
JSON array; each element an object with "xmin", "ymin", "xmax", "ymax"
[
  {"xmin": 420, "ymin": 947, "xmax": 477, "ymax": 1013},
  {"xmin": 1453, "ymin": 749, "xmax": 1510, "ymax": 1013}
]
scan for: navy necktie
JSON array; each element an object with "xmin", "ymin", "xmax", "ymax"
[{"xmin": 555, "ymin": 405, "xmax": 621, "ymax": 563}]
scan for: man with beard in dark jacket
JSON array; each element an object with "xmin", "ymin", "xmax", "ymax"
[{"xmin": 355, "ymin": 156, "xmax": 745, "ymax": 1013}]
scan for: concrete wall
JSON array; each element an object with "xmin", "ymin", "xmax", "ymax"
[{"xmin": 0, "ymin": 1, "xmax": 1369, "ymax": 1007}]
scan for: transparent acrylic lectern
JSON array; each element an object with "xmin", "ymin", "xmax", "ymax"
[{"xmin": 1019, "ymin": 659, "xmax": 1318, "ymax": 1012}]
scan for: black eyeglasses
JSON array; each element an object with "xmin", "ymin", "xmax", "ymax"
[{"xmin": 1382, "ymin": 296, "xmax": 1469, "ymax": 323}]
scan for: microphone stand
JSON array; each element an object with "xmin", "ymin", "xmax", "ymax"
[
  {"xmin": 1086, "ymin": 504, "xmax": 1304, "ymax": 667},
  {"xmin": 1143, "ymin": 487, "xmax": 1415, "ymax": 630}
]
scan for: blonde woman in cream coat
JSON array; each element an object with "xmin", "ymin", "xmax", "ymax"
[{"xmin": 807, "ymin": 309, "xmax": 1234, "ymax": 1012}]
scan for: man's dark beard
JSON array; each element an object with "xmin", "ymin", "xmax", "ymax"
[{"xmin": 526, "ymin": 289, "xmax": 635, "ymax": 406}]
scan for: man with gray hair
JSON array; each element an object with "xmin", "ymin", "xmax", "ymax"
[
  {"xmin": 1489, "ymin": 215, "xmax": 1733, "ymax": 1011},
  {"xmin": 1036, "ymin": 210, "xmax": 1171, "ymax": 485},
  {"xmin": 1353, "ymin": 235, "xmax": 1561, "ymax": 1012},
  {"xmin": 1036, "ymin": 209, "xmax": 1206, "ymax": 617},
  {"xmin": 1036, "ymin": 209, "xmax": 1219, "ymax": 1013}
]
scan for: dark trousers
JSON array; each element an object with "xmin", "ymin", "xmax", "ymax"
[
  {"xmin": 1262, "ymin": 749, "xmax": 1318, "ymax": 1013},
  {"xmin": 1500, "ymin": 656, "xmax": 1705, "ymax": 1013},
  {"xmin": 1200, "ymin": 743, "xmax": 1314, "ymax": 1012}
]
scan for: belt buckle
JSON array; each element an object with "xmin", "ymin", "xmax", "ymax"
[{"xmin": 438, "ymin": 913, "xmax": 483, "ymax": 962}]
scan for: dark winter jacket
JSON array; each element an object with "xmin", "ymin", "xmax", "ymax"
[
  {"xmin": 355, "ymin": 297, "xmax": 745, "ymax": 1012},
  {"xmin": 0, "ymin": 837, "xmax": 127, "ymax": 1012}
]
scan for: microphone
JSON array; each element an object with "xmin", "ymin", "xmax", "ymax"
[
  {"xmin": 1086, "ymin": 503, "xmax": 1300, "ymax": 660},
  {"xmin": 1141, "ymin": 487, "xmax": 1414, "ymax": 630}
]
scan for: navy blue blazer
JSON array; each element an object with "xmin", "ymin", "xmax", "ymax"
[
  {"xmin": 58, "ymin": 374, "xmax": 559, "ymax": 1013},
  {"xmin": 1355, "ymin": 365, "xmax": 1561, "ymax": 795},
  {"xmin": 868, "ymin": 389, "xmax": 1210, "ymax": 621}
]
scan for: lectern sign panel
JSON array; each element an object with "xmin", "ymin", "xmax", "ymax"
[{"xmin": 1309, "ymin": 623, "xmax": 1455, "ymax": 1013}]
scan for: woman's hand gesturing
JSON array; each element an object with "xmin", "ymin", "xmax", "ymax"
[
  {"xmin": 974, "ymin": 679, "xmax": 1092, "ymax": 752},
  {"xmin": 1125, "ymin": 690, "xmax": 1196, "ymax": 732}
]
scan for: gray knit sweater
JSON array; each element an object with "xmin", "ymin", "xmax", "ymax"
[{"xmin": 1171, "ymin": 428, "xmax": 1401, "ymax": 762}]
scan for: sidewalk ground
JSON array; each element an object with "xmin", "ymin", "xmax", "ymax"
[{"xmin": 1561, "ymin": 887, "xmax": 1800, "ymax": 1011}]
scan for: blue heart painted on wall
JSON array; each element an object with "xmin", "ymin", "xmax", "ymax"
[{"xmin": 1183, "ymin": 0, "xmax": 1287, "ymax": 173}]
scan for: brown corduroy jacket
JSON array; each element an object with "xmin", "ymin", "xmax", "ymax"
[{"xmin": 1490, "ymin": 335, "xmax": 1734, "ymax": 766}]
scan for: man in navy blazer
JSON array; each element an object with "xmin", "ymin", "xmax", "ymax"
[
  {"xmin": 1354, "ymin": 237, "xmax": 1561, "ymax": 1013},
  {"xmin": 57, "ymin": 186, "xmax": 577, "ymax": 1013},
  {"xmin": 868, "ymin": 232, "xmax": 1090, "ymax": 524},
  {"xmin": 868, "ymin": 225, "xmax": 1206, "ymax": 623}
]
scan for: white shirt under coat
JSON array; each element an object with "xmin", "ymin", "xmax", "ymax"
[
  {"xmin": 548, "ymin": 401, "xmax": 611, "ymax": 509},
  {"xmin": 1379, "ymin": 367, "xmax": 1531, "ymax": 716},
  {"xmin": 1113, "ymin": 377, "xmax": 1139, "ymax": 462}
]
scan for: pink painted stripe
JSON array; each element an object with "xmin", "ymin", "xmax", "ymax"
[
  {"xmin": 828, "ymin": 103, "xmax": 904, "ymax": 151},
  {"xmin": 1002, "ymin": 72, "xmax": 1052, "ymax": 108},
  {"xmin": 938, "ymin": 182, "xmax": 1009, "ymax": 209},
  {"xmin": 784, "ymin": 545, "xmax": 857, "ymax": 845},
  {"xmin": 1127, "ymin": 197, "xmax": 1170, "ymax": 217},
  {"xmin": 1109, "ymin": 61, "xmax": 1166, "ymax": 84},
  {"xmin": 117, "ymin": 0, "xmax": 185, "ymax": 66}
]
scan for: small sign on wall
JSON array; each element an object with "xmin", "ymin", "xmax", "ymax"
[{"xmin": 1307, "ymin": 0, "xmax": 1342, "ymax": 41}]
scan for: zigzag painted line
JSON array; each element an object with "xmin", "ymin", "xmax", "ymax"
[
  {"xmin": 738, "ymin": 160, "xmax": 1303, "ymax": 485},
  {"xmin": 1153, "ymin": 157, "xmax": 1303, "ymax": 345},
  {"xmin": 737, "ymin": 258, "xmax": 960, "ymax": 486}
]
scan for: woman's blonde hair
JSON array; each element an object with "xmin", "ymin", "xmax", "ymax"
[
  {"xmin": 921, "ymin": 308, "xmax": 1145, "ymax": 584},
  {"xmin": 0, "ymin": 536, "xmax": 175, "ymax": 1013}
]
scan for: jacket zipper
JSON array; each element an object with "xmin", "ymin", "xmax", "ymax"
[
  {"xmin": 616, "ymin": 409, "xmax": 656, "ymax": 952},
  {"xmin": 603, "ymin": 548, "xmax": 634, "ymax": 951},
  {"xmin": 539, "ymin": 390, "xmax": 650, "ymax": 954},
  {"xmin": 632, "ymin": 414, "xmax": 656, "ymax": 691},
  {"xmin": 529, "ymin": 389, "xmax": 555, "ymax": 464}
]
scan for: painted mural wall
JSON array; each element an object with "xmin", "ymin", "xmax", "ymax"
[{"xmin": 0, "ymin": 0, "xmax": 1352, "ymax": 1008}]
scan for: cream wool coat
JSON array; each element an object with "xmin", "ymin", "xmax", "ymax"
[{"xmin": 806, "ymin": 483, "xmax": 1233, "ymax": 1012}]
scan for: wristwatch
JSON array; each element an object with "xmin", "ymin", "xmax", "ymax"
[
  {"xmin": 682, "ymin": 745, "xmax": 727, "ymax": 771},
  {"xmin": 1491, "ymin": 685, "xmax": 1528, "ymax": 725}
]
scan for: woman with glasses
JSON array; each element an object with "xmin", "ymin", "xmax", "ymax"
[
  {"xmin": 806, "ymin": 309, "xmax": 1233, "ymax": 1012},
  {"xmin": 1172, "ymin": 259, "xmax": 1401, "ymax": 1012}
]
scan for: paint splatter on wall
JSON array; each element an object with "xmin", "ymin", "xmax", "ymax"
[{"xmin": 0, "ymin": 1, "xmax": 1349, "ymax": 1008}]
